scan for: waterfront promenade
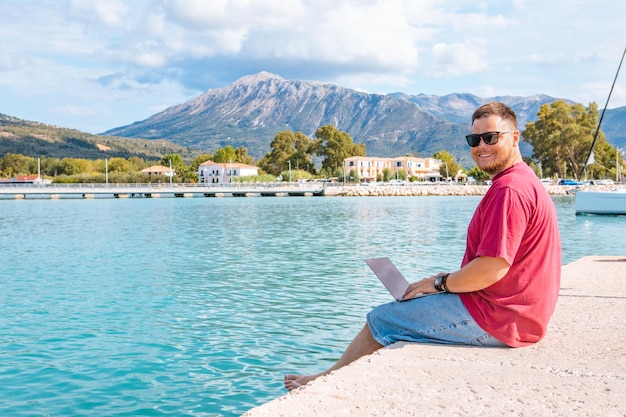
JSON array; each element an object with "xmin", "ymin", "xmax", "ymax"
[
  {"xmin": 0, "ymin": 182, "xmax": 610, "ymax": 200},
  {"xmin": 243, "ymin": 256, "xmax": 625, "ymax": 417},
  {"xmin": 0, "ymin": 182, "xmax": 326, "ymax": 199}
]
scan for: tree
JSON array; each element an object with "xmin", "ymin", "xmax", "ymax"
[
  {"xmin": 41, "ymin": 157, "xmax": 64, "ymax": 177},
  {"xmin": 258, "ymin": 131, "xmax": 292, "ymax": 175},
  {"xmin": 258, "ymin": 131, "xmax": 315, "ymax": 176},
  {"xmin": 176, "ymin": 166, "xmax": 198, "ymax": 183},
  {"xmin": 127, "ymin": 157, "xmax": 147, "ymax": 172},
  {"xmin": 107, "ymin": 157, "xmax": 132, "ymax": 173},
  {"xmin": 212, "ymin": 146, "xmax": 237, "ymax": 163},
  {"xmin": 523, "ymin": 100, "xmax": 615, "ymax": 180},
  {"xmin": 191, "ymin": 153, "xmax": 213, "ymax": 171},
  {"xmin": 583, "ymin": 139, "xmax": 619, "ymax": 179},
  {"xmin": 433, "ymin": 150, "xmax": 463, "ymax": 181},
  {"xmin": 278, "ymin": 169, "xmax": 314, "ymax": 182},
  {"xmin": 234, "ymin": 146, "xmax": 255, "ymax": 165},
  {"xmin": 0, "ymin": 153, "xmax": 36, "ymax": 176},
  {"xmin": 314, "ymin": 125, "xmax": 365, "ymax": 173},
  {"xmin": 348, "ymin": 168, "xmax": 359, "ymax": 183},
  {"xmin": 60, "ymin": 158, "xmax": 91, "ymax": 175},
  {"xmin": 382, "ymin": 167, "xmax": 392, "ymax": 182},
  {"xmin": 161, "ymin": 154, "xmax": 184, "ymax": 171},
  {"xmin": 467, "ymin": 166, "xmax": 489, "ymax": 182},
  {"xmin": 291, "ymin": 132, "xmax": 315, "ymax": 173}
]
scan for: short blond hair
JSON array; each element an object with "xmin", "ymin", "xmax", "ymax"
[{"xmin": 471, "ymin": 102, "xmax": 517, "ymax": 129}]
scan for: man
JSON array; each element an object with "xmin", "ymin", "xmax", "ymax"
[{"xmin": 284, "ymin": 102, "xmax": 562, "ymax": 391}]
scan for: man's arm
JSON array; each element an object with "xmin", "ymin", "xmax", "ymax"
[
  {"xmin": 443, "ymin": 256, "xmax": 510, "ymax": 292},
  {"xmin": 403, "ymin": 256, "xmax": 510, "ymax": 299}
]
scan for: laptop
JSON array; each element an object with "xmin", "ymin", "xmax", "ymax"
[{"xmin": 365, "ymin": 257, "xmax": 436, "ymax": 301}]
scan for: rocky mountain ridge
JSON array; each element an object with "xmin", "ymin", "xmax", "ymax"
[
  {"xmin": 3, "ymin": 72, "xmax": 623, "ymax": 167},
  {"xmin": 105, "ymin": 71, "xmax": 464, "ymax": 161},
  {"xmin": 105, "ymin": 72, "xmax": 624, "ymax": 166}
]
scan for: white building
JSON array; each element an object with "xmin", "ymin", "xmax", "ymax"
[
  {"xmin": 198, "ymin": 161, "xmax": 259, "ymax": 184},
  {"xmin": 343, "ymin": 156, "xmax": 442, "ymax": 182},
  {"xmin": 141, "ymin": 165, "xmax": 175, "ymax": 177}
]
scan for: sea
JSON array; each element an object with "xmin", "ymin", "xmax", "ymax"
[{"xmin": 1, "ymin": 194, "xmax": 624, "ymax": 417}]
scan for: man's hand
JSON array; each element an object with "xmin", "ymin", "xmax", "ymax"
[
  {"xmin": 402, "ymin": 273, "xmax": 446, "ymax": 300},
  {"xmin": 402, "ymin": 256, "xmax": 510, "ymax": 300}
]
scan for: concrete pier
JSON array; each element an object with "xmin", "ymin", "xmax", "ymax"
[
  {"xmin": 0, "ymin": 183, "xmax": 614, "ymax": 200},
  {"xmin": 243, "ymin": 256, "xmax": 626, "ymax": 417},
  {"xmin": 0, "ymin": 184, "xmax": 325, "ymax": 199}
]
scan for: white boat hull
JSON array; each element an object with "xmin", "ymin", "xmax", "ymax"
[{"xmin": 574, "ymin": 188, "xmax": 626, "ymax": 215}]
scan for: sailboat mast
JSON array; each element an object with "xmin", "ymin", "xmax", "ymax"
[{"xmin": 580, "ymin": 47, "xmax": 626, "ymax": 179}]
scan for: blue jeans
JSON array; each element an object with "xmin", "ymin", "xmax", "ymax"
[{"xmin": 367, "ymin": 292, "xmax": 507, "ymax": 347}]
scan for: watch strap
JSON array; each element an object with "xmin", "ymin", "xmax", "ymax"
[{"xmin": 434, "ymin": 275, "xmax": 446, "ymax": 292}]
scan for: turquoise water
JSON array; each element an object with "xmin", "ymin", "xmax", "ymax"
[{"xmin": 0, "ymin": 195, "xmax": 624, "ymax": 416}]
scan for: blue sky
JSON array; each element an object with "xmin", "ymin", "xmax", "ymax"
[{"xmin": 1, "ymin": 0, "xmax": 624, "ymax": 134}]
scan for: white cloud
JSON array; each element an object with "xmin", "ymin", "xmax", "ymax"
[
  {"xmin": 432, "ymin": 41, "xmax": 487, "ymax": 76},
  {"xmin": 0, "ymin": 0, "xmax": 625, "ymax": 133},
  {"xmin": 291, "ymin": 1, "xmax": 421, "ymax": 68},
  {"xmin": 146, "ymin": 0, "xmax": 427, "ymax": 74},
  {"xmin": 164, "ymin": 0, "xmax": 305, "ymax": 30},
  {"xmin": 127, "ymin": 41, "xmax": 169, "ymax": 68},
  {"xmin": 68, "ymin": 0, "xmax": 131, "ymax": 28}
]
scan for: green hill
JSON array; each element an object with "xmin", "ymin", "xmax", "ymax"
[{"xmin": 0, "ymin": 113, "xmax": 200, "ymax": 162}]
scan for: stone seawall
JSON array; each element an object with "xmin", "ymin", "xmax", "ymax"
[
  {"xmin": 323, "ymin": 184, "xmax": 615, "ymax": 197},
  {"xmin": 242, "ymin": 256, "xmax": 626, "ymax": 417}
]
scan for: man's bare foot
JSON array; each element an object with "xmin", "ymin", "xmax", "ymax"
[{"xmin": 283, "ymin": 373, "xmax": 319, "ymax": 391}]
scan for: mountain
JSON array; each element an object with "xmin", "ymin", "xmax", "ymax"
[
  {"xmin": 389, "ymin": 92, "xmax": 569, "ymax": 127},
  {"xmin": 0, "ymin": 113, "xmax": 198, "ymax": 161},
  {"xmin": 601, "ymin": 106, "xmax": 626, "ymax": 150},
  {"xmin": 104, "ymin": 71, "xmax": 473, "ymax": 162},
  {"xmin": 5, "ymin": 72, "xmax": 623, "ymax": 167},
  {"xmin": 104, "ymin": 72, "xmax": 604, "ymax": 166},
  {"xmin": 389, "ymin": 92, "xmax": 576, "ymax": 157}
]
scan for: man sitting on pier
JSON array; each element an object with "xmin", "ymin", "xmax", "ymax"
[{"xmin": 284, "ymin": 101, "xmax": 562, "ymax": 391}]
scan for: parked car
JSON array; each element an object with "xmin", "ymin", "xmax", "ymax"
[
  {"xmin": 595, "ymin": 179, "xmax": 615, "ymax": 185},
  {"xmin": 558, "ymin": 179, "xmax": 581, "ymax": 186}
]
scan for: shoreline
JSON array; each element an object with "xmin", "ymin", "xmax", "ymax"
[
  {"xmin": 0, "ymin": 183, "xmax": 616, "ymax": 200},
  {"xmin": 243, "ymin": 256, "xmax": 626, "ymax": 417},
  {"xmin": 322, "ymin": 184, "xmax": 617, "ymax": 197}
]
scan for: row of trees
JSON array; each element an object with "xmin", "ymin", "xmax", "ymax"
[
  {"xmin": 0, "ymin": 125, "xmax": 370, "ymax": 183},
  {"xmin": 523, "ymin": 101, "xmax": 620, "ymax": 180},
  {"xmin": 1, "ymin": 101, "xmax": 622, "ymax": 183},
  {"xmin": 0, "ymin": 148, "xmax": 258, "ymax": 184},
  {"xmin": 257, "ymin": 125, "xmax": 366, "ymax": 177}
]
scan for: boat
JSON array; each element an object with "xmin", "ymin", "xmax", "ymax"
[
  {"xmin": 575, "ymin": 188, "xmax": 626, "ymax": 215},
  {"xmin": 574, "ymin": 47, "xmax": 625, "ymax": 215}
]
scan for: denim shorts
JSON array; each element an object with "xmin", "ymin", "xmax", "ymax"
[{"xmin": 366, "ymin": 292, "xmax": 507, "ymax": 347}]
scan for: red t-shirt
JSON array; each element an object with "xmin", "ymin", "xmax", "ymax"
[{"xmin": 459, "ymin": 163, "xmax": 561, "ymax": 347}]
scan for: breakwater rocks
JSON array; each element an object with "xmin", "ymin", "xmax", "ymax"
[
  {"xmin": 324, "ymin": 184, "xmax": 488, "ymax": 197},
  {"xmin": 323, "ymin": 184, "xmax": 614, "ymax": 197}
]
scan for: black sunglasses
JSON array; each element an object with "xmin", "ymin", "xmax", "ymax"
[{"xmin": 465, "ymin": 130, "xmax": 514, "ymax": 147}]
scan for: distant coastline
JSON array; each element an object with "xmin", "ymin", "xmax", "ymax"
[
  {"xmin": 0, "ymin": 183, "xmax": 615, "ymax": 200},
  {"xmin": 322, "ymin": 184, "xmax": 613, "ymax": 197}
]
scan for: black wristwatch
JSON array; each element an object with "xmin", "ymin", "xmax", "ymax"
[{"xmin": 434, "ymin": 274, "xmax": 450, "ymax": 292}]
